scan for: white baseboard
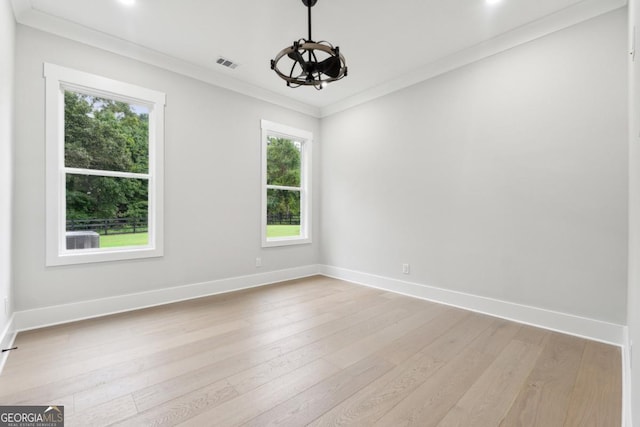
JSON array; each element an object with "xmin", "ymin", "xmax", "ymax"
[
  {"xmin": 12, "ymin": 265, "xmax": 320, "ymax": 333},
  {"xmin": 4, "ymin": 262, "xmax": 630, "ymax": 410},
  {"xmin": 320, "ymin": 265, "xmax": 625, "ymax": 346},
  {"xmin": 10, "ymin": 264, "xmax": 625, "ymax": 345},
  {"xmin": 5, "ymin": 263, "xmax": 627, "ymax": 365},
  {"xmin": 0, "ymin": 315, "xmax": 17, "ymax": 375}
]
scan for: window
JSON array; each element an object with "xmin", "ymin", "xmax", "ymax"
[
  {"xmin": 261, "ymin": 120, "xmax": 312, "ymax": 247},
  {"xmin": 44, "ymin": 63, "xmax": 165, "ymax": 266}
]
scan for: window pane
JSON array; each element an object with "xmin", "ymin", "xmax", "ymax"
[
  {"xmin": 64, "ymin": 90, "xmax": 149, "ymax": 173},
  {"xmin": 66, "ymin": 174, "xmax": 149, "ymax": 249},
  {"xmin": 266, "ymin": 137, "xmax": 301, "ymax": 187},
  {"xmin": 266, "ymin": 188, "xmax": 301, "ymax": 238}
]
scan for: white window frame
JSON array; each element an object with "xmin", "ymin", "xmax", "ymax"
[
  {"xmin": 261, "ymin": 120, "xmax": 312, "ymax": 247},
  {"xmin": 44, "ymin": 63, "xmax": 166, "ymax": 266}
]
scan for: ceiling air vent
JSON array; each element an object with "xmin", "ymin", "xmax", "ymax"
[{"xmin": 216, "ymin": 56, "xmax": 239, "ymax": 70}]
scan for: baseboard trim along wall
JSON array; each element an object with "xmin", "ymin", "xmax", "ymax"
[
  {"xmin": 11, "ymin": 263, "xmax": 626, "ymax": 345},
  {"xmin": 0, "ymin": 315, "xmax": 16, "ymax": 375},
  {"xmin": 319, "ymin": 265, "xmax": 626, "ymax": 347},
  {"xmin": 12, "ymin": 265, "xmax": 321, "ymax": 333},
  {"xmin": 5, "ymin": 262, "xmax": 629, "ymax": 411}
]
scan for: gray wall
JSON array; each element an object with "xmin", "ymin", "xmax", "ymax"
[
  {"xmin": 0, "ymin": 0, "xmax": 15, "ymax": 340},
  {"xmin": 628, "ymin": 0, "xmax": 640, "ymax": 422},
  {"xmin": 13, "ymin": 26, "xmax": 321, "ymax": 311},
  {"xmin": 320, "ymin": 9, "xmax": 628, "ymax": 324},
  {"xmin": 9, "ymin": 6, "xmax": 629, "ymax": 332}
]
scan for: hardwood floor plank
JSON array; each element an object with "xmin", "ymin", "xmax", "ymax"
[
  {"xmin": 382, "ymin": 354, "xmax": 494, "ymax": 427},
  {"xmin": 4, "ymin": 285, "xmax": 367, "ymax": 373},
  {"xmin": 243, "ymin": 355, "xmax": 395, "ymax": 427},
  {"xmin": 8, "ymin": 277, "xmax": 348, "ymax": 354},
  {"xmin": 323, "ymin": 306, "xmax": 458, "ymax": 369},
  {"xmin": 510, "ymin": 324, "xmax": 552, "ymax": 346},
  {"xmin": 564, "ymin": 341, "xmax": 622, "ymax": 427},
  {"xmin": 499, "ymin": 332, "xmax": 585, "ymax": 427},
  {"xmin": 71, "ymin": 306, "xmax": 360, "ymax": 411},
  {"xmin": 176, "ymin": 359, "xmax": 339, "ymax": 426},
  {"xmin": 5, "ymin": 316, "xmax": 320, "ymax": 406},
  {"xmin": 379, "ymin": 307, "xmax": 469, "ymax": 366},
  {"xmin": 64, "ymin": 394, "xmax": 137, "ymax": 427},
  {"xmin": 436, "ymin": 339, "xmax": 544, "ymax": 426},
  {"xmin": 10, "ymin": 279, "xmax": 329, "ymax": 353},
  {"xmin": 0, "ymin": 286, "xmax": 379, "ymax": 402},
  {"xmin": 227, "ymin": 304, "xmax": 449, "ymax": 395},
  {"xmin": 314, "ymin": 319, "xmax": 520, "ymax": 427},
  {"xmin": 130, "ymin": 293, "xmax": 410, "ymax": 412},
  {"xmin": 113, "ymin": 379, "xmax": 238, "ymax": 427}
]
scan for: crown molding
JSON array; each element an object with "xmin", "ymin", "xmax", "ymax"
[
  {"xmin": 320, "ymin": 0, "xmax": 628, "ymax": 117},
  {"xmin": 10, "ymin": 0, "xmax": 322, "ymax": 118},
  {"xmin": 11, "ymin": 0, "xmax": 627, "ymax": 119},
  {"xmin": 10, "ymin": 0, "xmax": 31, "ymax": 21}
]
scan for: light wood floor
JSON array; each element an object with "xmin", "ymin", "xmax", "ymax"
[{"xmin": 0, "ymin": 276, "xmax": 621, "ymax": 426}]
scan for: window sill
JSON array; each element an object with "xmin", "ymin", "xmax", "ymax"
[
  {"xmin": 262, "ymin": 237, "xmax": 312, "ymax": 248},
  {"xmin": 46, "ymin": 246, "xmax": 163, "ymax": 266}
]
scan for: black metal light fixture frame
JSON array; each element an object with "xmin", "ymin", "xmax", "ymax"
[{"xmin": 270, "ymin": 0, "xmax": 347, "ymax": 90}]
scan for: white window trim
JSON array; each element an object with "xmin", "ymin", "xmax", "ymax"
[
  {"xmin": 261, "ymin": 120, "xmax": 312, "ymax": 248},
  {"xmin": 44, "ymin": 63, "xmax": 166, "ymax": 266}
]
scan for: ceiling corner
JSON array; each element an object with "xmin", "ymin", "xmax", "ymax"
[{"xmin": 11, "ymin": 0, "xmax": 32, "ymax": 22}]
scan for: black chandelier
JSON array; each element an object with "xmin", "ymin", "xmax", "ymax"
[{"xmin": 270, "ymin": 0, "xmax": 347, "ymax": 90}]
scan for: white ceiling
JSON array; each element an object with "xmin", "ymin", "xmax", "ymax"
[{"xmin": 11, "ymin": 0, "xmax": 627, "ymax": 116}]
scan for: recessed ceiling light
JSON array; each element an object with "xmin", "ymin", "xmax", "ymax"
[
  {"xmin": 486, "ymin": 0, "xmax": 502, "ymax": 4},
  {"xmin": 118, "ymin": 0, "xmax": 135, "ymax": 6}
]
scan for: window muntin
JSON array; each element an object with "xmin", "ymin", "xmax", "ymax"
[
  {"xmin": 261, "ymin": 120, "xmax": 312, "ymax": 247},
  {"xmin": 45, "ymin": 63, "xmax": 165, "ymax": 265}
]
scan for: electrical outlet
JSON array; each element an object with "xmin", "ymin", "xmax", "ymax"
[
  {"xmin": 402, "ymin": 263, "xmax": 410, "ymax": 274},
  {"xmin": 256, "ymin": 257, "xmax": 262, "ymax": 268}
]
